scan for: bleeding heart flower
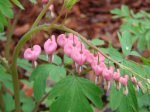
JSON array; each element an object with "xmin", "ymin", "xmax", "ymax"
[
  {"xmin": 44, "ymin": 35, "xmax": 57, "ymax": 55},
  {"xmin": 85, "ymin": 50, "xmax": 95, "ymax": 64},
  {"xmin": 119, "ymin": 75, "xmax": 129, "ymax": 96},
  {"xmin": 57, "ymin": 34, "xmax": 67, "ymax": 47},
  {"xmin": 119, "ymin": 75, "xmax": 129, "ymax": 86},
  {"xmin": 24, "ymin": 45, "xmax": 41, "ymax": 61},
  {"xmin": 67, "ymin": 33, "xmax": 79, "ymax": 46},
  {"xmin": 102, "ymin": 67, "xmax": 114, "ymax": 81},
  {"xmin": 64, "ymin": 43, "xmax": 75, "ymax": 57},
  {"xmin": 92, "ymin": 62, "xmax": 106, "ymax": 76},
  {"xmin": 113, "ymin": 69, "xmax": 120, "ymax": 81},
  {"xmin": 71, "ymin": 49, "xmax": 86, "ymax": 65}
]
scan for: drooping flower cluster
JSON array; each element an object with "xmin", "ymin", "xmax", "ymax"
[{"xmin": 24, "ymin": 33, "xmax": 144, "ymax": 95}]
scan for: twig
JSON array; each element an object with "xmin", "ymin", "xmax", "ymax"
[{"xmin": 33, "ymin": 91, "xmax": 51, "ymax": 112}]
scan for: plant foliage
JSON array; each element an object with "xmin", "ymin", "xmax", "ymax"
[{"xmin": 49, "ymin": 76, "xmax": 103, "ymax": 112}]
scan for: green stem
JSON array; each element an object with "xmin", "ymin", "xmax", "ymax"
[
  {"xmin": 5, "ymin": 11, "xmax": 21, "ymax": 61},
  {"xmin": 11, "ymin": 0, "xmax": 55, "ymax": 111},
  {"xmin": 11, "ymin": 25, "xmax": 54, "ymax": 112},
  {"xmin": 11, "ymin": 24, "xmax": 149, "ymax": 111},
  {"xmin": 31, "ymin": 0, "xmax": 55, "ymax": 28}
]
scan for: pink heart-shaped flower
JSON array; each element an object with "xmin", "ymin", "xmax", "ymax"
[
  {"xmin": 24, "ymin": 45, "xmax": 41, "ymax": 61},
  {"xmin": 44, "ymin": 35, "xmax": 57, "ymax": 55}
]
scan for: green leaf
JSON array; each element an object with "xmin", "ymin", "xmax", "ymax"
[
  {"xmin": 33, "ymin": 74, "xmax": 48, "ymax": 101},
  {"xmin": 145, "ymin": 31, "xmax": 150, "ymax": 50},
  {"xmin": 39, "ymin": 54, "xmax": 49, "ymax": 61},
  {"xmin": 109, "ymin": 82, "xmax": 138, "ymax": 112},
  {"xmin": 17, "ymin": 59, "xmax": 33, "ymax": 72},
  {"xmin": 123, "ymin": 60, "xmax": 150, "ymax": 78},
  {"xmin": 0, "ymin": 0, "xmax": 14, "ymax": 32},
  {"xmin": 49, "ymin": 66, "xmax": 66, "ymax": 82},
  {"xmin": 106, "ymin": 46, "xmax": 123, "ymax": 62},
  {"xmin": 0, "ymin": 13, "xmax": 8, "ymax": 26},
  {"xmin": 109, "ymin": 84, "xmax": 123, "ymax": 110},
  {"xmin": 11, "ymin": 0, "xmax": 24, "ymax": 10},
  {"xmin": 64, "ymin": 54, "xmax": 73, "ymax": 65},
  {"xmin": 121, "ymin": 5, "xmax": 130, "ymax": 17},
  {"xmin": 39, "ymin": 54, "xmax": 62, "ymax": 65},
  {"xmin": 64, "ymin": 0, "xmax": 79, "ymax": 10},
  {"xmin": 91, "ymin": 38, "xmax": 105, "ymax": 46},
  {"xmin": 138, "ymin": 92, "xmax": 150, "ymax": 109},
  {"xmin": 53, "ymin": 55, "xmax": 62, "ymax": 65},
  {"xmin": 30, "ymin": 64, "xmax": 66, "ymax": 82},
  {"xmin": 129, "ymin": 51, "xmax": 141, "ymax": 57},
  {"xmin": 141, "ymin": 57, "xmax": 150, "ymax": 66},
  {"xmin": 111, "ymin": 5, "xmax": 130, "ymax": 18},
  {"xmin": 0, "ymin": 65, "xmax": 12, "ymax": 82},
  {"xmin": 138, "ymin": 35, "xmax": 147, "ymax": 51},
  {"xmin": 3, "ymin": 93, "xmax": 15, "ymax": 111},
  {"xmin": 20, "ymin": 91, "xmax": 35, "ymax": 112},
  {"xmin": 118, "ymin": 31, "xmax": 133, "ymax": 56},
  {"xmin": 0, "ymin": 32, "xmax": 6, "ymax": 41},
  {"xmin": 0, "ymin": 23, "xmax": 4, "ymax": 32},
  {"xmin": 49, "ymin": 76, "xmax": 103, "ymax": 112},
  {"xmin": 31, "ymin": 64, "xmax": 66, "ymax": 101},
  {"xmin": 21, "ymin": 79, "xmax": 33, "ymax": 88},
  {"xmin": 119, "ymin": 82, "xmax": 138, "ymax": 112},
  {"xmin": 0, "ymin": 1, "xmax": 14, "ymax": 18},
  {"xmin": 22, "ymin": 97, "xmax": 35, "ymax": 112},
  {"xmin": 0, "ymin": 65, "xmax": 14, "ymax": 93}
]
